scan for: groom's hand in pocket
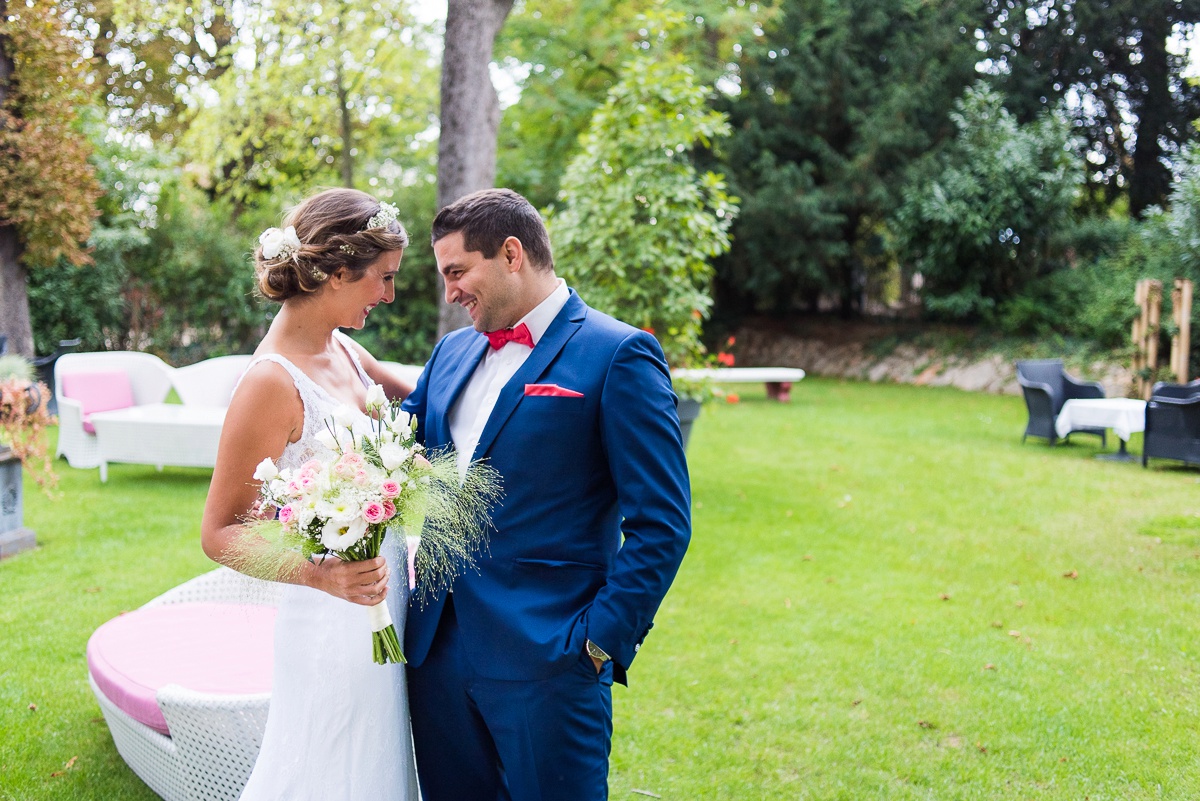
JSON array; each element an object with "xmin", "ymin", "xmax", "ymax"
[{"xmin": 304, "ymin": 555, "xmax": 390, "ymax": 605}]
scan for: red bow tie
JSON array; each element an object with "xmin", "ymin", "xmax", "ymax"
[{"xmin": 485, "ymin": 323, "xmax": 534, "ymax": 350}]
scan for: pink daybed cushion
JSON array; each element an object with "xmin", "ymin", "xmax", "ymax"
[
  {"xmin": 87, "ymin": 602, "xmax": 276, "ymax": 736},
  {"xmin": 60, "ymin": 371, "xmax": 135, "ymax": 433}
]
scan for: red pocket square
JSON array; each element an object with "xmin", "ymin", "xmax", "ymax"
[{"xmin": 524, "ymin": 383, "xmax": 584, "ymax": 398}]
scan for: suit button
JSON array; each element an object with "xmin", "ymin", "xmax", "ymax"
[{"xmin": 634, "ymin": 644, "xmax": 641, "ymax": 653}]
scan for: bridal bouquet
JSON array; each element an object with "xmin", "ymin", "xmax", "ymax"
[{"xmin": 232, "ymin": 384, "xmax": 500, "ymax": 664}]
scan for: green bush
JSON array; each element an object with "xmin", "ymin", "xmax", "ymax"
[
  {"xmin": 549, "ymin": 11, "xmax": 737, "ymax": 374},
  {"xmin": 892, "ymin": 82, "xmax": 1082, "ymax": 322},
  {"xmin": 27, "ymin": 122, "xmax": 266, "ymax": 363}
]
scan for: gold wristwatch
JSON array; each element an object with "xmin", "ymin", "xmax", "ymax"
[{"xmin": 586, "ymin": 639, "xmax": 610, "ymax": 662}]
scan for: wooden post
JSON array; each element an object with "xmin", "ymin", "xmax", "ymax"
[
  {"xmin": 1133, "ymin": 279, "xmax": 1163, "ymax": 399},
  {"xmin": 1133, "ymin": 279, "xmax": 1147, "ymax": 390},
  {"xmin": 1171, "ymin": 278, "xmax": 1193, "ymax": 383}
]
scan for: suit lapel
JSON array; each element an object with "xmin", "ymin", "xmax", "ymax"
[
  {"xmin": 433, "ymin": 335, "xmax": 488, "ymax": 448},
  {"xmin": 471, "ymin": 293, "xmax": 586, "ymax": 462}
]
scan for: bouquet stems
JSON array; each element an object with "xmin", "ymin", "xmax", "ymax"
[{"xmin": 371, "ymin": 620, "xmax": 406, "ymax": 665}]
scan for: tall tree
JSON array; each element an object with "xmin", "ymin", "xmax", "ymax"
[
  {"xmin": 496, "ymin": 0, "xmax": 768, "ymax": 210},
  {"xmin": 178, "ymin": 0, "xmax": 440, "ymax": 210},
  {"xmin": 0, "ymin": 1, "xmax": 101, "ymax": 356},
  {"xmin": 981, "ymin": 0, "xmax": 1200, "ymax": 216},
  {"xmin": 716, "ymin": 0, "xmax": 982, "ymax": 316},
  {"xmin": 551, "ymin": 13, "xmax": 737, "ymax": 370},
  {"xmin": 71, "ymin": 0, "xmax": 238, "ymax": 143},
  {"xmin": 436, "ymin": 0, "xmax": 514, "ymax": 336}
]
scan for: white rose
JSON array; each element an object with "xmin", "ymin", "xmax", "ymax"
[
  {"xmin": 259, "ymin": 226, "xmax": 301, "ymax": 259},
  {"xmin": 332, "ymin": 404, "xmax": 358, "ymax": 430},
  {"xmin": 379, "ymin": 443, "xmax": 408, "ymax": 471},
  {"xmin": 365, "ymin": 384, "xmax": 387, "ymax": 411},
  {"xmin": 253, "ymin": 458, "xmax": 279, "ymax": 482},
  {"xmin": 314, "ymin": 428, "xmax": 338, "ymax": 451},
  {"xmin": 391, "ymin": 410, "xmax": 411, "ymax": 432}
]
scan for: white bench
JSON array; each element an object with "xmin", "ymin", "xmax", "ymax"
[{"xmin": 672, "ymin": 367, "xmax": 806, "ymax": 401}]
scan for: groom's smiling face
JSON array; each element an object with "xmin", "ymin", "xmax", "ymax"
[{"xmin": 435, "ymin": 231, "xmax": 526, "ymax": 333}]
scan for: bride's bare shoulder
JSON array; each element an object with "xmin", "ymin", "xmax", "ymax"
[{"xmin": 230, "ymin": 358, "xmax": 302, "ymax": 413}]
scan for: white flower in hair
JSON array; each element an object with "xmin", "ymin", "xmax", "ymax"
[
  {"xmin": 260, "ymin": 225, "xmax": 302, "ymax": 259},
  {"xmin": 366, "ymin": 202, "xmax": 399, "ymax": 230}
]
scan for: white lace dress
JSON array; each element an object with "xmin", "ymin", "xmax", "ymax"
[{"xmin": 238, "ymin": 333, "xmax": 418, "ymax": 801}]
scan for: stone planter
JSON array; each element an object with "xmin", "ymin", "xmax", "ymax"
[
  {"xmin": 677, "ymin": 398, "xmax": 703, "ymax": 451},
  {"xmin": 0, "ymin": 447, "xmax": 35, "ymax": 559}
]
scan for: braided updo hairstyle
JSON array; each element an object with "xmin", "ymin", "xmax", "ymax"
[{"xmin": 255, "ymin": 188, "xmax": 410, "ymax": 303}]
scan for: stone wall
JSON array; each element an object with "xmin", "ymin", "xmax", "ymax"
[{"xmin": 731, "ymin": 320, "xmax": 1135, "ymax": 398}]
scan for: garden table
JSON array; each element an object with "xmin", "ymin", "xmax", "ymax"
[
  {"xmin": 89, "ymin": 403, "xmax": 226, "ymax": 482},
  {"xmin": 1054, "ymin": 398, "xmax": 1147, "ymax": 461}
]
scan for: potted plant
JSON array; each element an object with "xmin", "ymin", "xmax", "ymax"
[
  {"xmin": 549, "ymin": 10, "xmax": 738, "ymax": 449},
  {"xmin": 0, "ymin": 354, "xmax": 57, "ymax": 559}
]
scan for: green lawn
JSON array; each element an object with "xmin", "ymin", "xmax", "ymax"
[{"xmin": 3, "ymin": 378, "xmax": 1200, "ymax": 799}]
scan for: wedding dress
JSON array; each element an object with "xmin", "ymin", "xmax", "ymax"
[{"xmin": 238, "ymin": 332, "xmax": 419, "ymax": 801}]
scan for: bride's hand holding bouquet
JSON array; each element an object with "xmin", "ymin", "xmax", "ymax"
[{"xmin": 230, "ymin": 383, "xmax": 501, "ymax": 664}]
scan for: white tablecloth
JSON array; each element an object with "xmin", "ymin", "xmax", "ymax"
[{"xmin": 1054, "ymin": 398, "xmax": 1147, "ymax": 442}]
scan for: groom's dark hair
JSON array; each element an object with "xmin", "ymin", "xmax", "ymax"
[{"xmin": 431, "ymin": 188, "xmax": 555, "ymax": 272}]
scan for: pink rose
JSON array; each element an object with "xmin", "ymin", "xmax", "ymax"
[
  {"xmin": 380, "ymin": 479, "xmax": 401, "ymax": 498},
  {"xmin": 382, "ymin": 499, "xmax": 397, "ymax": 519},
  {"xmin": 286, "ymin": 480, "xmax": 303, "ymax": 496},
  {"xmin": 278, "ymin": 505, "xmax": 295, "ymax": 525},
  {"xmin": 301, "ymin": 459, "xmax": 323, "ymax": 474},
  {"xmin": 363, "ymin": 501, "xmax": 386, "ymax": 524},
  {"xmin": 353, "ymin": 469, "xmax": 371, "ymax": 487}
]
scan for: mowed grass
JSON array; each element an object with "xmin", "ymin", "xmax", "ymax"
[{"xmin": 3, "ymin": 378, "xmax": 1200, "ymax": 799}]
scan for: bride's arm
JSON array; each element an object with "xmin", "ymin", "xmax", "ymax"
[
  {"xmin": 342, "ymin": 336, "xmax": 415, "ymax": 400},
  {"xmin": 200, "ymin": 363, "xmax": 389, "ymax": 605}
]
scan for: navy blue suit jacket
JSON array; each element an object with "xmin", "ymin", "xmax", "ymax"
[{"xmin": 401, "ymin": 290, "xmax": 691, "ymax": 685}]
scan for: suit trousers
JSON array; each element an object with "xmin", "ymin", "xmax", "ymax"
[{"xmin": 408, "ymin": 595, "xmax": 614, "ymax": 801}]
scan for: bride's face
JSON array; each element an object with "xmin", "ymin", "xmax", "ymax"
[{"xmin": 331, "ymin": 250, "xmax": 402, "ymax": 329}]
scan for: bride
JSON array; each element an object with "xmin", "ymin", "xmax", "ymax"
[{"xmin": 201, "ymin": 188, "xmax": 419, "ymax": 800}]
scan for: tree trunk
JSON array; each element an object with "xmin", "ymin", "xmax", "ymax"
[
  {"xmin": 0, "ymin": 2, "xmax": 32, "ymax": 357},
  {"xmin": 1129, "ymin": 5, "xmax": 1171, "ymax": 218},
  {"xmin": 336, "ymin": 59, "xmax": 354, "ymax": 188},
  {"xmin": 435, "ymin": 0, "xmax": 514, "ymax": 337},
  {"xmin": 335, "ymin": 5, "xmax": 353, "ymax": 188}
]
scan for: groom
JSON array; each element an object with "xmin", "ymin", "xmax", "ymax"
[{"xmin": 401, "ymin": 188, "xmax": 691, "ymax": 800}]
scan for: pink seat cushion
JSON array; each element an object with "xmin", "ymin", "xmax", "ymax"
[
  {"xmin": 61, "ymin": 371, "xmax": 135, "ymax": 433},
  {"xmin": 87, "ymin": 603, "xmax": 276, "ymax": 736}
]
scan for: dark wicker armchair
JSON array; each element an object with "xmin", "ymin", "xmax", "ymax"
[
  {"xmin": 1015, "ymin": 359, "xmax": 1107, "ymax": 447},
  {"xmin": 1142, "ymin": 380, "xmax": 1200, "ymax": 467}
]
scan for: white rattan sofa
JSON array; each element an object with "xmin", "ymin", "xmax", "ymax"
[
  {"xmin": 54, "ymin": 352, "xmax": 175, "ymax": 469},
  {"xmin": 171, "ymin": 355, "xmax": 254, "ymax": 408},
  {"xmin": 88, "ymin": 568, "xmax": 281, "ymax": 801}
]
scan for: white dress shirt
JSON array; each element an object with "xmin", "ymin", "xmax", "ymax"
[{"xmin": 449, "ymin": 279, "xmax": 570, "ymax": 478}]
